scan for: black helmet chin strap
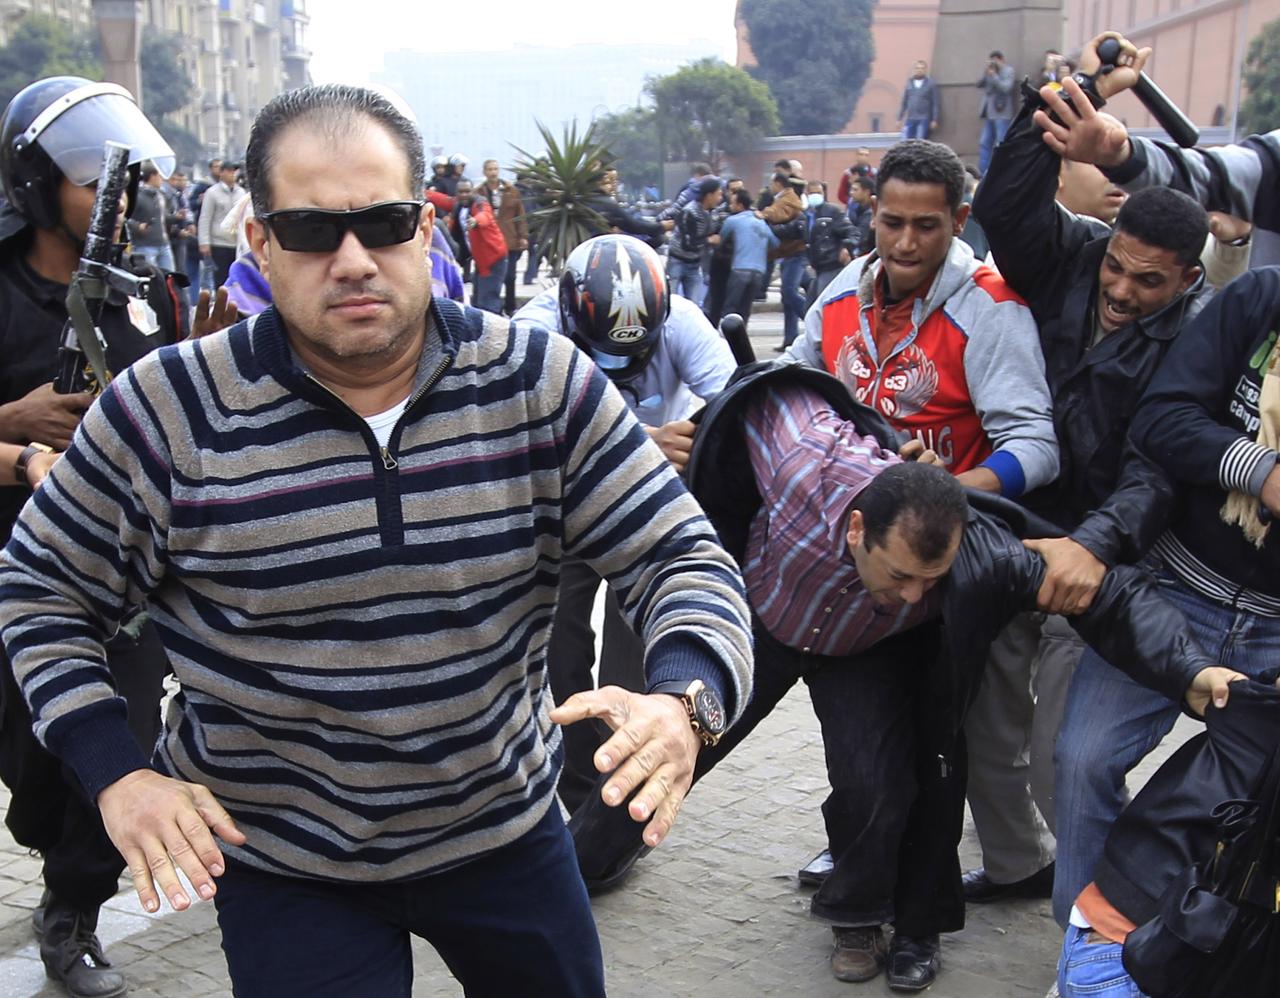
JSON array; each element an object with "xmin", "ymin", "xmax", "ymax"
[{"xmin": 57, "ymin": 218, "xmax": 84, "ymax": 255}]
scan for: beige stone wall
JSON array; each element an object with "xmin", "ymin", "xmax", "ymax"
[{"xmin": 1064, "ymin": 0, "xmax": 1280, "ymax": 130}]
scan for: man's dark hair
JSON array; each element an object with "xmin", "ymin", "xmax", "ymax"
[
  {"xmin": 1113, "ymin": 186, "xmax": 1209, "ymax": 268},
  {"xmin": 851, "ymin": 462, "xmax": 967, "ymax": 561},
  {"xmin": 876, "ymin": 139, "xmax": 966, "ymax": 213},
  {"xmin": 140, "ymin": 161, "xmax": 159, "ymax": 181},
  {"xmin": 853, "ymin": 175, "xmax": 875, "ymax": 194},
  {"xmin": 208, "ymin": 157, "xmax": 221, "ymax": 171},
  {"xmin": 773, "ymin": 158, "xmax": 792, "ymax": 171},
  {"xmin": 695, "ymin": 176, "xmax": 721, "ymax": 198},
  {"xmin": 725, "ymin": 175, "xmax": 741, "ymax": 186},
  {"xmin": 732, "ymin": 189, "xmax": 754, "ymax": 210},
  {"xmin": 244, "ymin": 84, "xmax": 425, "ymax": 218},
  {"xmin": 990, "ymin": 50, "xmax": 1004, "ymax": 60},
  {"xmin": 692, "ymin": 161, "xmax": 712, "ymax": 176}
]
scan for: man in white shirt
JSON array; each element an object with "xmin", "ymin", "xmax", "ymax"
[
  {"xmin": 513, "ymin": 234, "xmax": 737, "ymax": 813},
  {"xmin": 197, "ymin": 160, "xmax": 247, "ymax": 288}
]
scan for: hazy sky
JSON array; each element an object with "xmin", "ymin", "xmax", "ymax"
[{"xmin": 306, "ymin": 0, "xmax": 741, "ymax": 84}]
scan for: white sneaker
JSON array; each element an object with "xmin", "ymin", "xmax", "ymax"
[{"xmin": 1044, "ymin": 983, "xmax": 1060, "ymax": 998}]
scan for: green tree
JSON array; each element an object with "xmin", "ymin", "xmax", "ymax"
[
  {"xmin": 1239, "ymin": 17, "xmax": 1280, "ymax": 136},
  {"xmin": 140, "ymin": 28, "xmax": 195, "ymax": 120},
  {"xmin": 594, "ymin": 106, "xmax": 661, "ymax": 192},
  {"xmin": 511, "ymin": 120, "xmax": 613, "ymax": 273},
  {"xmin": 646, "ymin": 58, "xmax": 779, "ymax": 167},
  {"xmin": 139, "ymin": 29, "xmax": 201, "ymax": 169},
  {"xmin": 155, "ymin": 119, "xmax": 204, "ymax": 172},
  {"xmin": 0, "ymin": 16, "xmax": 101, "ymax": 111},
  {"xmin": 739, "ymin": 0, "xmax": 874, "ymax": 135}
]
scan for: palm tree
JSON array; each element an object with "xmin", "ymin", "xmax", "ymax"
[{"xmin": 512, "ymin": 120, "xmax": 614, "ymax": 276}]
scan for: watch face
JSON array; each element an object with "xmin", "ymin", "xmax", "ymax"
[{"xmin": 693, "ymin": 688, "xmax": 726, "ymax": 735}]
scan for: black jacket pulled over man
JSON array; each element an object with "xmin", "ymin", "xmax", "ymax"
[
  {"xmin": 972, "ymin": 89, "xmax": 1208, "ymax": 567},
  {"xmin": 573, "ymin": 361, "xmax": 1217, "ymax": 936}
]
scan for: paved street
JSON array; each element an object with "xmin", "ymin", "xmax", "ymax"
[{"xmin": 0, "ymin": 299, "xmax": 1198, "ymax": 997}]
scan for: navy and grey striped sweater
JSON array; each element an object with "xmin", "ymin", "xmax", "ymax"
[{"xmin": 0, "ymin": 297, "xmax": 753, "ymax": 881}]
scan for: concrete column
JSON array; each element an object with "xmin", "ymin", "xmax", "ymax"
[
  {"xmin": 930, "ymin": 0, "xmax": 1064, "ymax": 165},
  {"xmin": 93, "ymin": 0, "xmax": 143, "ymax": 102}
]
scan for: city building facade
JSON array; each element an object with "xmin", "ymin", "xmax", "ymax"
[{"xmin": 0, "ymin": 0, "xmax": 311, "ymax": 170}]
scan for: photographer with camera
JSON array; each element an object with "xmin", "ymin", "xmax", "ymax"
[{"xmin": 977, "ymin": 51, "xmax": 1016, "ymax": 174}]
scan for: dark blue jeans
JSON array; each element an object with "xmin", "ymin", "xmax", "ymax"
[
  {"xmin": 213, "ymin": 804, "xmax": 604, "ymax": 997},
  {"xmin": 473, "ymin": 256, "xmax": 508, "ymax": 315},
  {"xmin": 780, "ymin": 254, "xmax": 808, "ymax": 346},
  {"xmin": 1053, "ymin": 565, "xmax": 1280, "ymax": 926}
]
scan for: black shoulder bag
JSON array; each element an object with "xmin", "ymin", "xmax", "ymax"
[{"xmin": 1122, "ymin": 743, "xmax": 1280, "ymax": 997}]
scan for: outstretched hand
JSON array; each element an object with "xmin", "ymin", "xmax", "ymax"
[
  {"xmin": 97, "ymin": 769, "xmax": 246, "ymax": 913},
  {"xmin": 1034, "ymin": 77, "xmax": 1133, "ymax": 168},
  {"xmin": 549, "ymin": 686, "xmax": 700, "ymax": 848}
]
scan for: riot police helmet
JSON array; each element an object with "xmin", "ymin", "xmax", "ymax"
[{"xmin": 0, "ymin": 76, "xmax": 174, "ymax": 232}]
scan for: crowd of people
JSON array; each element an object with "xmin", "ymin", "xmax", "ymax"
[{"xmin": 0, "ymin": 28, "xmax": 1274, "ymax": 998}]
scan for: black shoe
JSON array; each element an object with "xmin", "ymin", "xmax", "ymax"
[
  {"xmin": 798, "ymin": 848, "xmax": 833, "ymax": 886},
  {"xmin": 961, "ymin": 862, "xmax": 1055, "ymax": 904},
  {"xmin": 580, "ymin": 838, "xmax": 651, "ymax": 897},
  {"xmin": 886, "ymin": 932, "xmax": 940, "ymax": 992},
  {"xmin": 568, "ymin": 796, "xmax": 653, "ymax": 896},
  {"xmin": 41, "ymin": 903, "xmax": 127, "ymax": 998},
  {"xmin": 31, "ymin": 886, "xmax": 51, "ymax": 937}
]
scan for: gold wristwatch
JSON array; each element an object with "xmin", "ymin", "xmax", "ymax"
[{"xmin": 650, "ymin": 679, "xmax": 727, "ymax": 747}]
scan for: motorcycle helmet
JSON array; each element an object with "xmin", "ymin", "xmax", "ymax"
[
  {"xmin": 0, "ymin": 77, "xmax": 174, "ymax": 232},
  {"xmin": 558, "ymin": 234, "xmax": 669, "ymax": 382}
]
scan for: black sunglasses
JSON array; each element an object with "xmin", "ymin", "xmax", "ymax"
[{"xmin": 260, "ymin": 200, "xmax": 425, "ymax": 253}]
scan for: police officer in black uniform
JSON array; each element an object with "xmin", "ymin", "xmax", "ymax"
[{"xmin": 0, "ymin": 76, "xmax": 199, "ymax": 998}]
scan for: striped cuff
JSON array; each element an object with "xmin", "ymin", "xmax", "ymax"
[
  {"xmin": 979, "ymin": 450, "xmax": 1027, "ymax": 498},
  {"xmin": 1218, "ymin": 438, "xmax": 1278, "ymax": 495},
  {"xmin": 51, "ymin": 705, "xmax": 152, "ymax": 801},
  {"xmin": 645, "ymin": 633, "xmax": 736, "ymax": 720}
]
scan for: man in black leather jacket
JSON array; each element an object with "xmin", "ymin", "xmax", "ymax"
[
  {"xmin": 570, "ymin": 361, "xmax": 1238, "ymax": 993},
  {"xmin": 802, "ymin": 179, "xmax": 856, "ymax": 305},
  {"xmin": 965, "ymin": 86, "xmax": 1211, "ymax": 912}
]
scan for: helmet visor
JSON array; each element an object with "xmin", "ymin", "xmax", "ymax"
[
  {"xmin": 36, "ymin": 90, "xmax": 175, "ymax": 186},
  {"xmin": 591, "ymin": 348, "xmax": 632, "ymax": 371}
]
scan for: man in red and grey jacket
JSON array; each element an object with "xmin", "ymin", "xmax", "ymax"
[{"xmin": 786, "ymin": 139, "xmax": 1058, "ymax": 499}]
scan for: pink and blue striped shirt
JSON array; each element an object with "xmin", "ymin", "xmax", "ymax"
[{"xmin": 743, "ymin": 384, "xmax": 939, "ymax": 657}]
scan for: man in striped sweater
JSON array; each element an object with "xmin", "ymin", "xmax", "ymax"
[{"xmin": 0, "ymin": 85, "xmax": 753, "ymax": 997}]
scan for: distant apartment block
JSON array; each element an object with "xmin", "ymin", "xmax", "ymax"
[{"xmin": 0, "ymin": 0, "xmax": 312, "ymax": 167}]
